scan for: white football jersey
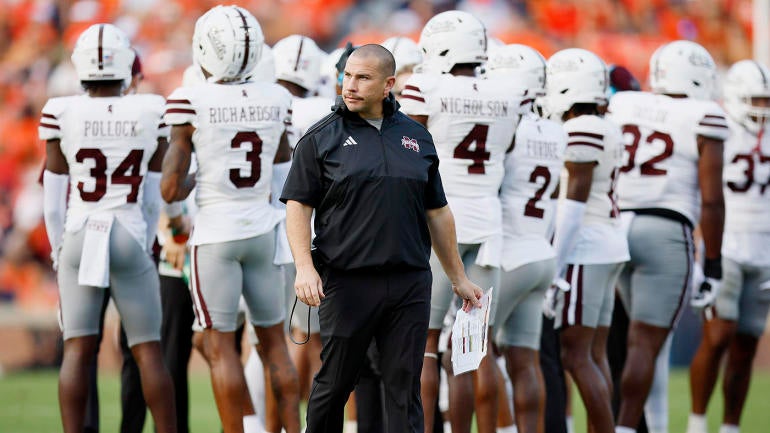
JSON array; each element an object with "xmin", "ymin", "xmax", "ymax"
[
  {"xmin": 607, "ymin": 91, "xmax": 730, "ymax": 226},
  {"xmin": 400, "ymin": 72, "xmax": 525, "ymax": 244},
  {"xmin": 500, "ymin": 112, "xmax": 566, "ymax": 272},
  {"xmin": 164, "ymin": 81, "xmax": 292, "ymax": 245},
  {"xmin": 561, "ymin": 114, "xmax": 629, "ymax": 264},
  {"xmin": 721, "ymin": 117, "xmax": 770, "ymax": 265},
  {"xmin": 286, "ymin": 96, "xmax": 333, "ymax": 149},
  {"xmin": 39, "ymin": 94, "xmax": 168, "ymax": 248}
]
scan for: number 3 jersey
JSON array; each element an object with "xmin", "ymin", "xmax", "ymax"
[
  {"xmin": 400, "ymin": 72, "xmax": 524, "ymax": 248},
  {"xmin": 39, "ymin": 94, "xmax": 167, "ymax": 248},
  {"xmin": 607, "ymin": 91, "xmax": 730, "ymax": 226},
  {"xmin": 164, "ymin": 81, "xmax": 292, "ymax": 245},
  {"xmin": 721, "ymin": 117, "xmax": 770, "ymax": 266}
]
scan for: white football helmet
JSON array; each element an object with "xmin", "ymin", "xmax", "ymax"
[
  {"xmin": 249, "ymin": 43, "xmax": 275, "ymax": 83},
  {"xmin": 542, "ymin": 48, "xmax": 608, "ymax": 121},
  {"xmin": 723, "ymin": 59, "xmax": 770, "ymax": 133},
  {"xmin": 381, "ymin": 36, "xmax": 422, "ymax": 74},
  {"xmin": 486, "ymin": 44, "xmax": 546, "ymax": 95},
  {"xmin": 272, "ymin": 35, "xmax": 321, "ymax": 91},
  {"xmin": 418, "ymin": 10, "xmax": 487, "ymax": 74},
  {"xmin": 192, "ymin": 5, "xmax": 264, "ymax": 83},
  {"xmin": 649, "ymin": 40, "xmax": 717, "ymax": 100},
  {"xmin": 71, "ymin": 23, "xmax": 135, "ymax": 86}
]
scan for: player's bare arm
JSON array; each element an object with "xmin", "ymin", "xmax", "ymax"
[
  {"xmin": 697, "ymin": 135, "xmax": 725, "ymax": 261},
  {"xmin": 564, "ymin": 161, "xmax": 596, "ymax": 201},
  {"xmin": 148, "ymin": 136, "xmax": 169, "ymax": 173},
  {"xmin": 285, "ymin": 199, "xmax": 324, "ymax": 307},
  {"xmin": 45, "ymin": 139, "xmax": 69, "ymax": 174},
  {"xmin": 426, "ymin": 205, "xmax": 483, "ymax": 310},
  {"xmin": 274, "ymin": 131, "xmax": 292, "ymax": 164},
  {"xmin": 161, "ymin": 123, "xmax": 195, "ymax": 202}
]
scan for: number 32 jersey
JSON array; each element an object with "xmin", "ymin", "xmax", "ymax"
[
  {"xmin": 164, "ymin": 81, "xmax": 292, "ymax": 245},
  {"xmin": 39, "ymin": 94, "xmax": 168, "ymax": 247},
  {"xmin": 607, "ymin": 91, "xmax": 729, "ymax": 226},
  {"xmin": 400, "ymin": 73, "xmax": 523, "ymax": 245}
]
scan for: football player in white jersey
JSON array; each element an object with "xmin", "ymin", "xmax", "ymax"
[
  {"xmin": 606, "ymin": 40, "xmax": 728, "ymax": 433},
  {"xmin": 380, "ymin": 36, "xmax": 423, "ymax": 101},
  {"xmin": 41, "ymin": 24, "xmax": 176, "ymax": 433},
  {"xmin": 489, "ymin": 44, "xmax": 566, "ymax": 433},
  {"xmin": 542, "ymin": 48, "xmax": 628, "ymax": 433},
  {"xmin": 272, "ymin": 33, "xmax": 334, "ymax": 404},
  {"xmin": 686, "ymin": 60, "xmax": 770, "ymax": 433},
  {"xmin": 159, "ymin": 6, "xmax": 300, "ymax": 433},
  {"xmin": 400, "ymin": 11, "xmax": 524, "ymax": 433}
]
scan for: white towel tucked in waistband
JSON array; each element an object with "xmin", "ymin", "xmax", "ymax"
[{"xmin": 78, "ymin": 213, "xmax": 114, "ymax": 288}]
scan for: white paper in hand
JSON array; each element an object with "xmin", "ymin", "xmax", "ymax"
[{"xmin": 451, "ymin": 287, "xmax": 493, "ymax": 375}]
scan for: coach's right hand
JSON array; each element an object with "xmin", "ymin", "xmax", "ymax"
[{"xmin": 295, "ymin": 263, "xmax": 324, "ymax": 307}]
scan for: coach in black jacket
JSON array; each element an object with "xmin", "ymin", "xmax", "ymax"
[{"xmin": 281, "ymin": 44, "xmax": 482, "ymax": 433}]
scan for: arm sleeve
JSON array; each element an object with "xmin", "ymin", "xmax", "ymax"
[
  {"xmin": 43, "ymin": 170, "xmax": 69, "ymax": 263},
  {"xmin": 164, "ymin": 88, "xmax": 197, "ymax": 126},
  {"xmin": 552, "ymin": 198, "xmax": 586, "ymax": 276},
  {"xmin": 399, "ymin": 74, "xmax": 431, "ymax": 116},
  {"xmin": 142, "ymin": 171, "xmax": 163, "ymax": 252},
  {"xmin": 280, "ymin": 135, "xmax": 323, "ymax": 207},
  {"xmin": 424, "ymin": 155, "xmax": 448, "ymax": 209}
]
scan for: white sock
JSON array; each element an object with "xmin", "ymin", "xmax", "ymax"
[
  {"xmin": 719, "ymin": 424, "xmax": 739, "ymax": 433},
  {"xmin": 616, "ymin": 427, "xmax": 636, "ymax": 433},
  {"xmin": 497, "ymin": 424, "xmax": 518, "ymax": 433},
  {"xmin": 343, "ymin": 421, "xmax": 357, "ymax": 433},
  {"xmin": 686, "ymin": 414, "xmax": 708, "ymax": 433},
  {"xmin": 244, "ymin": 347, "xmax": 266, "ymax": 425},
  {"xmin": 645, "ymin": 333, "xmax": 672, "ymax": 433},
  {"xmin": 243, "ymin": 414, "xmax": 265, "ymax": 433},
  {"xmin": 443, "ymin": 421, "xmax": 452, "ymax": 433},
  {"xmin": 566, "ymin": 415, "xmax": 575, "ymax": 433}
]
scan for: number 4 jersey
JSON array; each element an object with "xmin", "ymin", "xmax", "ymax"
[
  {"xmin": 165, "ymin": 81, "xmax": 292, "ymax": 246},
  {"xmin": 400, "ymin": 73, "xmax": 524, "ymax": 247},
  {"xmin": 39, "ymin": 94, "xmax": 168, "ymax": 248},
  {"xmin": 607, "ymin": 91, "xmax": 730, "ymax": 226}
]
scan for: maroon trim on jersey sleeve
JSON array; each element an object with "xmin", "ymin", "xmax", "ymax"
[
  {"xmin": 567, "ymin": 141, "xmax": 604, "ymax": 150},
  {"xmin": 520, "ymin": 98, "xmax": 534, "ymax": 106},
  {"xmin": 165, "ymin": 108, "xmax": 196, "ymax": 115},
  {"xmin": 39, "ymin": 122, "xmax": 60, "ymax": 130},
  {"xmin": 166, "ymin": 99, "xmax": 192, "ymax": 105},
  {"xmin": 568, "ymin": 131, "xmax": 603, "ymax": 140},
  {"xmin": 404, "ymin": 85, "xmax": 422, "ymax": 93},
  {"xmin": 401, "ymin": 94, "xmax": 426, "ymax": 103},
  {"xmin": 42, "ymin": 113, "xmax": 57, "ymax": 120}
]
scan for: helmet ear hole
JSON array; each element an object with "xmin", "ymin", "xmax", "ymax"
[{"xmin": 439, "ymin": 50, "xmax": 449, "ymax": 57}]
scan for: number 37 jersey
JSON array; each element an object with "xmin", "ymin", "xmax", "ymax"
[
  {"xmin": 164, "ymin": 81, "xmax": 292, "ymax": 245},
  {"xmin": 607, "ymin": 91, "xmax": 729, "ymax": 226},
  {"xmin": 39, "ymin": 94, "xmax": 167, "ymax": 246}
]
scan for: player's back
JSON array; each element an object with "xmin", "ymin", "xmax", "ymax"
[
  {"xmin": 607, "ymin": 91, "xmax": 729, "ymax": 226},
  {"xmin": 40, "ymin": 93, "xmax": 166, "ymax": 243},
  {"xmin": 500, "ymin": 112, "xmax": 566, "ymax": 271},
  {"xmin": 164, "ymin": 80, "xmax": 291, "ymax": 244},
  {"xmin": 561, "ymin": 114, "xmax": 628, "ymax": 264},
  {"xmin": 400, "ymin": 72, "xmax": 523, "ymax": 197}
]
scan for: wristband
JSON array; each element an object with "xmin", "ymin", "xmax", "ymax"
[{"xmin": 703, "ymin": 256, "xmax": 722, "ymax": 280}]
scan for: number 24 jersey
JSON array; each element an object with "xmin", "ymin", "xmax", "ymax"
[{"xmin": 164, "ymin": 81, "xmax": 292, "ymax": 245}]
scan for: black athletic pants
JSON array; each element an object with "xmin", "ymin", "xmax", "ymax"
[
  {"xmin": 539, "ymin": 316, "xmax": 567, "ymax": 433},
  {"xmin": 305, "ymin": 267, "xmax": 431, "ymax": 433},
  {"xmin": 120, "ymin": 274, "xmax": 195, "ymax": 433}
]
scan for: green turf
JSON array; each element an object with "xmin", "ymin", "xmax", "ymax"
[{"xmin": 1, "ymin": 368, "xmax": 769, "ymax": 432}]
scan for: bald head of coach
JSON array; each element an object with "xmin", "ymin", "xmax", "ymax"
[{"xmin": 280, "ymin": 43, "xmax": 483, "ymax": 433}]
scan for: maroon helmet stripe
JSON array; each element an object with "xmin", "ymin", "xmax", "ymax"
[
  {"xmin": 234, "ymin": 7, "xmax": 250, "ymax": 75},
  {"xmin": 97, "ymin": 24, "xmax": 104, "ymax": 70},
  {"xmin": 293, "ymin": 37, "xmax": 305, "ymax": 72}
]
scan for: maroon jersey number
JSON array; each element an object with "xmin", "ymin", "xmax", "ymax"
[
  {"xmin": 76, "ymin": 148, "xmax": 145, "ymax": 203},
  {"xmin": 230, "ymin": 131, "xmax": 263, "ymax": 188},
  {"xmin": 524, "ymin": 165, "xmax": 552, "ymax": 219},
  {"xmin": 619, "ymin": 125, "xmax": 674, "ymax": 175},
  {"xmin": 454, "ymin": 124, "xmax": 491, "ymax": 174}
]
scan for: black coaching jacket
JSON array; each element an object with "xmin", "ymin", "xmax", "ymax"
[{"xmin": 280, "ymin": 93, "xmax": 447, "ymax": 271}]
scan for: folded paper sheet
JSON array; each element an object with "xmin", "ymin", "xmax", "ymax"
[{"xmin": 451, "ymin": 287, "xmax": 493, "ymax": 375}]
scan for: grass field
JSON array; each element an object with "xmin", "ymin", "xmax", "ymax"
[{"xmin": 1, "ymin": 368, "xmax": 770, "ymax": 432}]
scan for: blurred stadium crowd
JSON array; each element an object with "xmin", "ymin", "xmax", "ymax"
[{"xmin": 0, "ymin": 0, "xmax": 757, "ymax": 312}]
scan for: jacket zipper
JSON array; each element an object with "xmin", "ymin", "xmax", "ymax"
[{"xmin": 378, "ymin": 121, "xmax": 389, "ymax": 175}]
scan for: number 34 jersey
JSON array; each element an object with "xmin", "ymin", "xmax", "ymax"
[
  {"xmin": 607, "ymin": 91, "xmax": 730, "ymax": 226},
  {"xmin": 164, "ymin": 81, "xmax": 292, "ymax": 245},
  {"xmin": 39, "ymin": 94, "xmax": 167, "ymax": 247},
  {"xmin": 400, "ymin": 73, "xmax": 524, "ymax": 245}
]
